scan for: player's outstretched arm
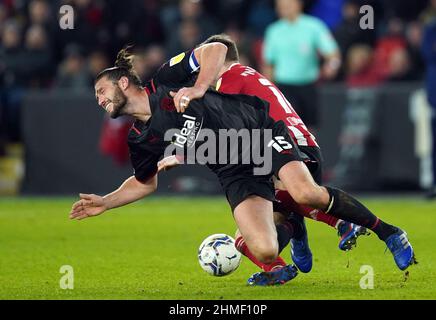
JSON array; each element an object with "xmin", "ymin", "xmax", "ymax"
[
  {"xmin": 69, "ymin": 175, "xmax": 157, "ymax": 220},
  {"xmin": 172, "ymin": 42, "xmax": 227, "ymax": 112}
]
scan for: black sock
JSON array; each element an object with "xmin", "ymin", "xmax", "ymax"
[
  {"xmin": 286, "ymin": 212, "xmax": 305, "ymax": 239},
  {"xmin": 276, "ymin": 222, "xmax": 293, "ymax": 253},
  {"xmin": 325, "ymin": 187, "xmax": 398, "ymax": 241}
]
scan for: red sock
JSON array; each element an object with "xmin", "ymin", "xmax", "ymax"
[
  {"xmin": 312, "ymin": 210, "xmax": 340, "ymax": 228},
  {"xmin": 275, "ymin": 190, "xmax": 340, "ymax": 229},
  {"xmin": 235, "ymin": 236, "xmax": 287, "ymax": 272},
  {"xmin": 263, "ymin": 256, "xmax": 287, "ymax": 272}
]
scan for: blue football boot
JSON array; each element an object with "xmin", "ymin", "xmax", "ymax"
[
  {"xmin": 338, "ymin": 221, "xmax": 369, "ymax": 251},
  {"xmin": 247, "ymin": 264, "xmax": 298, "ymax": 286},
  {"xmin": 385, "ymin": 229, "xmax": 416, "ymax": 271},
  {"xmin": 290, "ymin": 217, "xmax": 313, "ymax": 273}
]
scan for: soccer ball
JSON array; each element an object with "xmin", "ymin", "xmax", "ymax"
[{"xmin": 198, "ymin": 234, "xmax": 242, "ymax": 276}]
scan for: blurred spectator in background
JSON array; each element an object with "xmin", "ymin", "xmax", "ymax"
[
  {"xmin": 54, "ymin": 0, "xmax": 106, "ymax": 60},
  {"xmin": 178, "ymin": 0, "xmax": 221, "ymax": 37},
  {"xmin": 162, "ymin": 0, "xmax": 220, "ymax": 57},
  {"xmin": 246, "ymin": 0, "xmax": 276, "ymax": 38},
  {"xmin": 386, "ymin": 47, "xmax": 415, "ymax": 82},
  {"xmin": 28, "ymin": 0, "xmax": 53, "ymax": 31},
  {"xmin": 309, "ymin": 0, "xmax": 344, "ymax": 30},
  {"xmin": 23, "ymin": 24, "xmax": 53, "ymax": 87},
  {"xmin": 166, "ymin": 19, "xmax": 201, "ymax": 57},
  {"xmin": 1, "ymin": 21, "xmax": 24, "ymax": 86},
  {"xmin": 345, "ymin": 44, "xmax": 383, "ymax": 87},
  {"xmin": 87, "ymin": 50, "xmax": 110, "ymax": 85},
  {"xmin": 0, "ymin": 3, "xmax": 9, "ymax": 35},
  {"xmin": 223, "ymin": 25, "xmax": 256, "ymax": 67},
  {"xmin": 145, "ymin": 44, "xmax": 166, "ymax": 68},
  {"xmin": 0, "ymin": 7, "xmax": 10, "ymax": 152},
  {"xmin": 99, "ymin": 115, "xmax": 132, "ymax": 166},
  {"xmin": 53, "ymin": 45, "xmax": 89, "ymax": 91},
  {"xmin": 405, "ymin": 21, "xmax": 426, "ymax": 79},
  {"xmin": 126, "ymin": 44, "xmax": 167, "ymax": 83},
  {"xmin": 382, "ymin": 0, "xmax": 428, "ymax": 23},
  {"xmin": 0, "ymin": 21, "xmax": 26, "ymax": 142},
  {"xmin": 420, "ymin": 0, "xmax": 436, "ymax": 25},
  {"xmin": 372, "ymin": 17, "xmax": 407, "ymax": 79},
  {"xmin": 333, "ymin": 0, "xmax": 376, "ymax": 79},
  {"xmin": 422, "ymin": 21, "xmax": 436, "ymax": 198},
  {"xmin": 263, "ymin": 0, "xmax": 341, "ymax": 132},
  {"xmin": 131, "ymin": 47, "xmax": 151, "ymax": 81},
  {"xmin": 208, "ymin": 0, "xmax": 249, "ymax": 29},
  {"xmin": 131, "ymin": 0, "xmax": 165, "ymax": 48},
  {"xmin": 0, "ymin": 0, "xmax": 433, "ymax": 159}
]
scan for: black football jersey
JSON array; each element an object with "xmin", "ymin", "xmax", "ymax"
[{"xmin": 128, "ymin": 50, "xmax": 272, "ymax": 182}]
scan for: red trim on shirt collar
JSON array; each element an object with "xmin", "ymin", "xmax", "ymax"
[{"xmin": 131, "ymin": 125, "xmax": 141, "ymax": 135}]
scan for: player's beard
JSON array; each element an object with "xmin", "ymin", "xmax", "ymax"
[{"xmin": 109, "ymin": 85, "xmax": 128, "ymax": 119}]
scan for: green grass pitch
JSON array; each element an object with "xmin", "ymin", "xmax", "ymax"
[{"xmin": 0, "ymin": 196, "xmax": 435, "ymax": 300}]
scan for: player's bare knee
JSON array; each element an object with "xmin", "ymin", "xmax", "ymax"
[{"xmin": 253, "ymin": 243, "xmax": 278, "ymax": 264}]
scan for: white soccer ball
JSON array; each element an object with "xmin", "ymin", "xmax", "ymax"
[{"xmin": 198, "ymin": 233, "xmax": 242, "ymax": 276}]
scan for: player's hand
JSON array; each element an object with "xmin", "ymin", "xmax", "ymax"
[
  {"xmin": 157, "ymin": 155, "xmax": 183, "ymax": 172},
  {"xmin": 170, "ymin": 85, "xmax": 207, "ymax": 113},
  {"xmin": 69, "ymin": 193, "xmax": 107, "ymax": 220}
]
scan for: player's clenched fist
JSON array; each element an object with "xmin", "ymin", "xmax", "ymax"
[{"xmin": 69, "ymin": 193, "xmax": 107, "ymax": 220}]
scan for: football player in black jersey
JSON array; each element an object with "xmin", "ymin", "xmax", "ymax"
[{"xmin": 70, "ymin": 44, "xmax": 415, "ymax": 285}]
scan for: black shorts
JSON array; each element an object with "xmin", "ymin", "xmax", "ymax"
[
  {"xmin": 299, "ymin": 146, "xmax": 323, "ymax": 184},
  {"xmin": 277, "ymin": 83, "xmax": 319, "ymax": 127},
  {"xmin": 224, "ymin": 175, "xmax": 276, "ymax": 212},
  {"xmin": 268, "ymin": 119, "xmax": 308, "ymax": 177},
  {"xmin": 218, "ymin": 120, "xmax": 306, "ymax": 212}
]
